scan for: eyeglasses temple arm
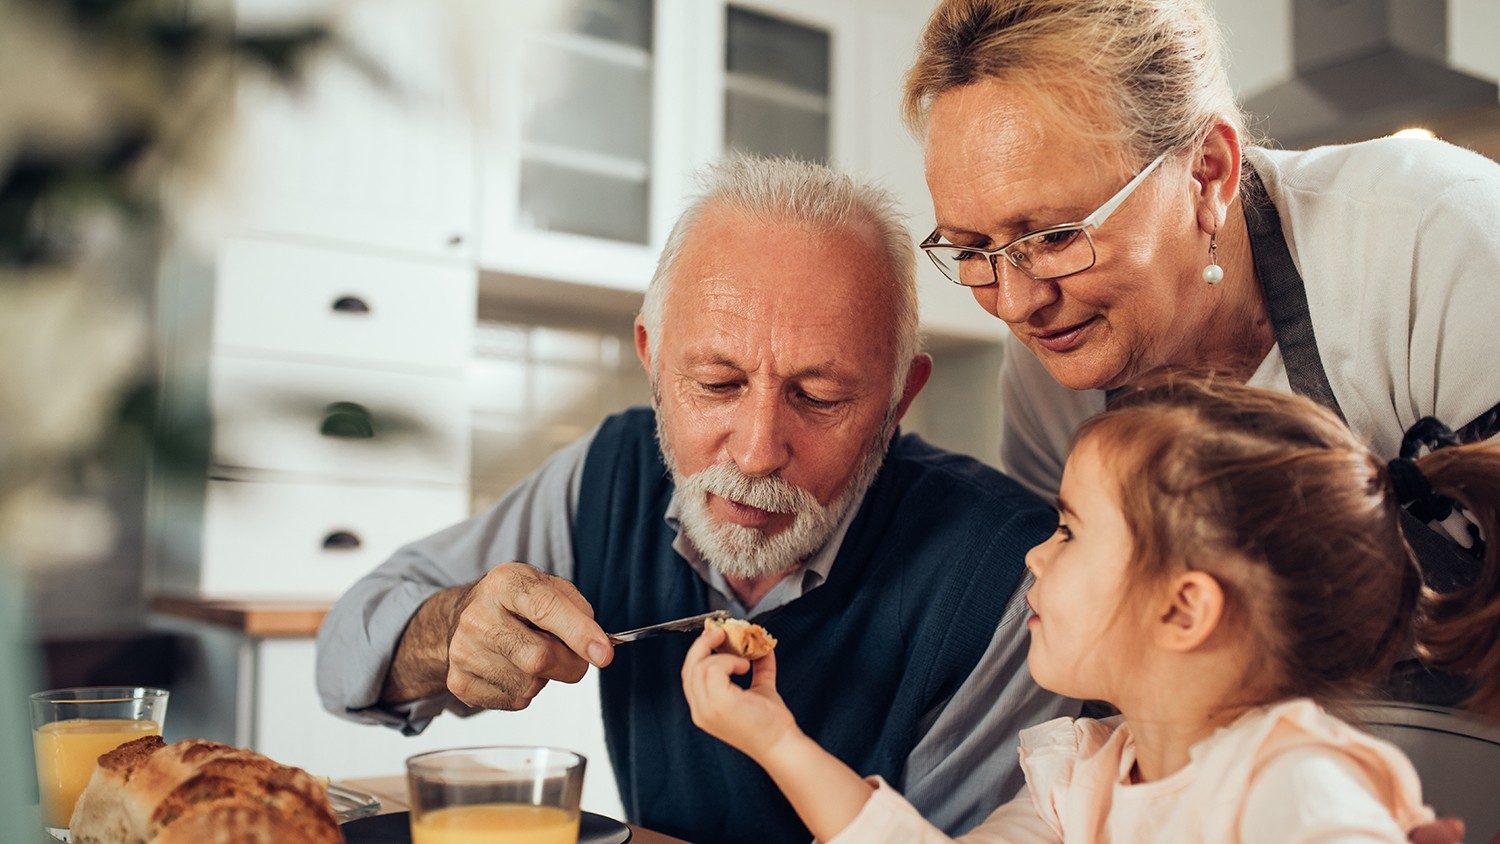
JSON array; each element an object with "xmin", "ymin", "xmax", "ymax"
[{"xmin": 1082, "ymin": 152, "xmax": 1167, "ymax": 229}]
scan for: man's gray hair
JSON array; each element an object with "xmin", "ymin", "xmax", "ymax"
[{"xmin": 639, "ymin": 155, "xmax": 921, "ymax": 404}]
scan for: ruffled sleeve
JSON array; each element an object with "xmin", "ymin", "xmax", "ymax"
[
  {"xmin": 1015, "ymin": 715, "xmax": 1122, "ymax": 838},
  {"xmin": 824, "ymin": 777, "xmax": 1062, "ymax": 844}
]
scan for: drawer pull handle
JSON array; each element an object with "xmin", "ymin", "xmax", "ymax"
[
  {"xmin": 322, "ymin": 531, "xmax": 363, "ymax": 551},
  {"xmin": 320, "ymin": 402, "xmax": 375, "ymax": 439},
  {"xmin": 332, "ymin": 296, "xmax": 371, "ymax": 315}
]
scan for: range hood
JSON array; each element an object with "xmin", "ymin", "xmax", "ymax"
[{"xmin": 1243, "ymin": 0, "xmax": 1499, "ymax": 148}]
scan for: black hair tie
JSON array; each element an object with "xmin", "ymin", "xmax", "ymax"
[
  {"xmin": 1390, "ymin": 416, "xmax": 1462, "ymax": 524},
  {"xmin": 1387, "ymin": 458, "xmax": 1455, "ymax": 524},
  {"xmin": 1398, "ymin": 416, "xmax": 1460, "ymax": 459}
]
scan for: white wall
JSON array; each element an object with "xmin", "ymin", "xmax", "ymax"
[
  {"xmin": 1209, "ymin": 0, "xmax": 1296, "ymax": 97},
  {"xmin": 1450, "ymin": 0, "xmax": 1500, "ymax": 86}
]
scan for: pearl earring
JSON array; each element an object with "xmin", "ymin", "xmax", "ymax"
[{"xmin": 1202, "ymin": 232, "xmax": 1223, "ymax": 285}]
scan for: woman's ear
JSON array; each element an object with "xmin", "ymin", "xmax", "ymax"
[
  {"xmin": 1192, "ymin": 118, "xmax": 1243, "ymax": 236},
  {"xmin": 1155, "ymin": 570, "xmax": 1226, "ymax": 651}
]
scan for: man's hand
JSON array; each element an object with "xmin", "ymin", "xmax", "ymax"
[
  {"xmin": 443, "ymin": 563, "xmax": 614, "ymax": 710},
  {"xmin": 380, "ymin": 563, "xmax": 613, "ymax": 710}
]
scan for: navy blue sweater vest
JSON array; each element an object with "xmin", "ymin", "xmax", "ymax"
[{"xmin": 571, "ymin": 408, "xmax": 1052, "ymax": 843}]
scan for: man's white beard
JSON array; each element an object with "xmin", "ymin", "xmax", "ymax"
[{"xmin": 657, "ymin": 411, "xmax": 894, "ymax": 581}]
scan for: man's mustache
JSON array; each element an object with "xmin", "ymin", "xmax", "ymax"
[{"xmin": 690, "ymin": 463, "xmax": 820, "ymax": 516}]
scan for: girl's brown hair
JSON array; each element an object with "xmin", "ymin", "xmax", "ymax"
[{"xmin": 1077, "ymin": 372, "xmax": 1500, "ymax": 715}]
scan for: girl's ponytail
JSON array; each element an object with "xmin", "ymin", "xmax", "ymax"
[{"xmin": 1410, "ymin": 441, "xmax": 1500, "ymax": 717}]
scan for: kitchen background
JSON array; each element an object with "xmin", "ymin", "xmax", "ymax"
[{"xmin": 9, "ymin": 0, "xmax": 1500, "ymax": 819}]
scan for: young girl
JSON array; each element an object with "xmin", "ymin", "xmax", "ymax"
[{"xmin": 682, "ymin": 376, "xmax": 1499, "ymax": 842}]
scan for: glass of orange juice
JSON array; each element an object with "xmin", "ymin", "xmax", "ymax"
[
  {"xmin": 406, "ymin": 746, "xmax": 586, "ymax": 844},
  {"xmin": 29, "ymin": 686, "xmax": 169, "ymax": 841}
]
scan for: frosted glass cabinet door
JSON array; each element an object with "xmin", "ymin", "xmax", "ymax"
[
  {"xmin": 228, "ymin": 0, "xmax": 476, "ymax": 259},
  {"xmin": 516, "ymin": 0, "xmax": 655, "ymax": 244},
  {"xmin": 724, "ymin": 5, "xmax": 832, "ymax": 162}
]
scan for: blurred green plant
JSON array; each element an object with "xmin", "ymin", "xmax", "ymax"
[
  {"xmin": 0, "ymin": 0, "xmax": 363, "ymax": 825},
  {"xmin": 0, "ymin": 0, "xmax": 381, "ymax": 570},
  {"xmin": 0, "ymin": 0, "xmax": 342, "ymax": 269}
]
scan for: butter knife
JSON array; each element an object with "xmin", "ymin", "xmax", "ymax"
[{"xmin": 608, "ymin": 610, "xmax": 731, "ymax": 645}]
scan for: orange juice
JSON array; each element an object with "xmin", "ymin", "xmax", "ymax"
[
  {"xmin": 32, "ymin": 718, "xmax": 161, "ymax": 827},
  {"xmin": 410, "ymin": 804, "xmax": 580, "ymax": 844}
]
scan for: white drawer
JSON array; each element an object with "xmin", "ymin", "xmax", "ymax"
[
  {"xmin": 197, "ymin": 478, "xmax": 467, "ymax": 599},
  {"xmin": 214, "ymin": 238, "xmax": 476, "ymax": 371},
  {"xmin": 211, "ymin": 355, "xmax": 468, "ymax": 485}
]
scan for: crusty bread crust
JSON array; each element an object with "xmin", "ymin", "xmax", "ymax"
[
  {"xmin": 705, "ymin": 617, "xmax": 777, "ymax": 660},
  {"xmin": 70, "ymin": 736, "xmax": 342, "ymax": 843},
  {"xmin": 97, "ymin": 734, "xmax": 167, "ymax": 778}
]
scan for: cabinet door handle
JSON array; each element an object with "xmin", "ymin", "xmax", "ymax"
[
  {"xmin": 331, "ymin": 295, "xmax": 371, "ymax": 315},
  {"xmin": 320, "ymin": 401, "xmax": 375, "ymax": 439},
  {"xmin": 322, "ymin": 531, "xmax": 362, "ymax": 551}
]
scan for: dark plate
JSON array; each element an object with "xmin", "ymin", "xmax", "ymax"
[{"xmin": 342, "ymin": 810, "xmax": 631, "ymax": 844}]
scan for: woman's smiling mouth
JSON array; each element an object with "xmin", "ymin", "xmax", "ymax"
[{"xmin": 1030, "ymin": 316, "xmax": 1101, "ymax": 353}]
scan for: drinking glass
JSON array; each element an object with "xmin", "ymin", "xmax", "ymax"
[
  {"xmin": 406, "ymin": 746, "xmax": 586, "ymax": 844},
  {"xmin": 30, "ymin": 687, "xmax": 169, "ymax": 841}
]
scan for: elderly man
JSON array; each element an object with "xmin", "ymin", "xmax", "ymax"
[{"xmin": 315, "ymin": 156, "xmax": 1071, "ymax": 843}]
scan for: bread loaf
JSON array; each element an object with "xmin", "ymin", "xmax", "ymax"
[
  {"xmin": 705, "ymin": 617, "xmax": 777, "ymax": 660},
  {"xmin": 70, "ymin": 735, "xmax": 343, "ymax": 843}
]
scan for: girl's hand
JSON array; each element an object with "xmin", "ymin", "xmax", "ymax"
[
  {"xmin": 683, "ymin": 628, "xmax": 877, "ymax": 842},
  {"xmin": 681, "ymin": 626, "xmax": 799, "ymax": 762}
]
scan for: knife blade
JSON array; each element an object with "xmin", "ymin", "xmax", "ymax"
[{"xmin": 607, "ymin": 610, "xmax": 731, "ymax": 645}]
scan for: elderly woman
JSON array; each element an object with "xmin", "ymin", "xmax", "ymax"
[{"xmin": 904, "ymin": 0, "xmax": 1499, "ymax": 606}]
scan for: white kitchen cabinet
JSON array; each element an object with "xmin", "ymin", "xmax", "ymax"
[
  {"xmin": 147, "ymin": 235, "xmax": 472, "ymax": 600},
  {"xmin": 478, "ymin": 0, "xmax": 705, "ymax": 292},
  {"xmin": 213, "ymin": 239, "xmax": 476, "ymax": 371},
  {"xmin": 226, "ymin": 0, "xmax": 477, "ymax": 259},
  {"xmin": 155, "ymin": 478, "xmax": 467, "ymax": 599},
  {"xmin": 477, "ymin": 0, "xmax": 998, "ymax": 342},
  {"xmin": 209, "ymin": 356, "xmax": 470, "ymax": 486},
  {"xmin": 701, "ymin": 0, "xmax": 859, "ymax": 166},
  {"xmin": 479, "ymin": 0, "xmax": 873, "ymax": 296},
  {"xmin": 154, "ymin": 620, "xmax": 625, "ymax": 819}
]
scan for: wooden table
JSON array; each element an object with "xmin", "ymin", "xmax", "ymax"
[
  {"xmin": 150, "ymin": 595, "xmax": 330, "ymax": 637},
  {"xmin": 341, "ymin": 776, "xmax": 690, "ymax": 844},
  {"xmin": 155, "ymin": 600, "xmax": 685, "ymax": 841}
]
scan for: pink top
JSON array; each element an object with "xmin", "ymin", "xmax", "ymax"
[{"xmin": 829, "ymin": 699, "xmax": 1434, "ymax": 843}]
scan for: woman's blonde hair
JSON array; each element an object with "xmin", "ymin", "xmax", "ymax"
[{"xmin": 903, "ymin": 0, "xmax": 1247, "ymax": 163}]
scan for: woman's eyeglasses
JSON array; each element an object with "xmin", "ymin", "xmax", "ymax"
[{"xmin": 920, "ymin": 152, "xmax": 1167, "ymax": 287}]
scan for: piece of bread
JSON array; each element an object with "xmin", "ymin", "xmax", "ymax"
[
  {"xmin": 70, "ymin": 735, "xmax": 343, "ymax": 843},
  {"xmin": 705, "ymin": 617, "xmax": 778, "ymax": 660}
]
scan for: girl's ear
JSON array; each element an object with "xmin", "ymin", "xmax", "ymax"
[{"xmin": 1155, "ymin": 571, "xmax": 1226, "ymax": 651}]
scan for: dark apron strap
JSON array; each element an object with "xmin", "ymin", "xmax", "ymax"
[
  {"xmin": 1458, "ymin": 403, "xmax": 1500, "ymax": 444},
  {"xmin": 1242, "ymin": 166, "xmax": 1485, "ymax": 597},
  {"xmin": 1241, "ymin": 169, "xmax": 1345, "ymax": 422}
]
